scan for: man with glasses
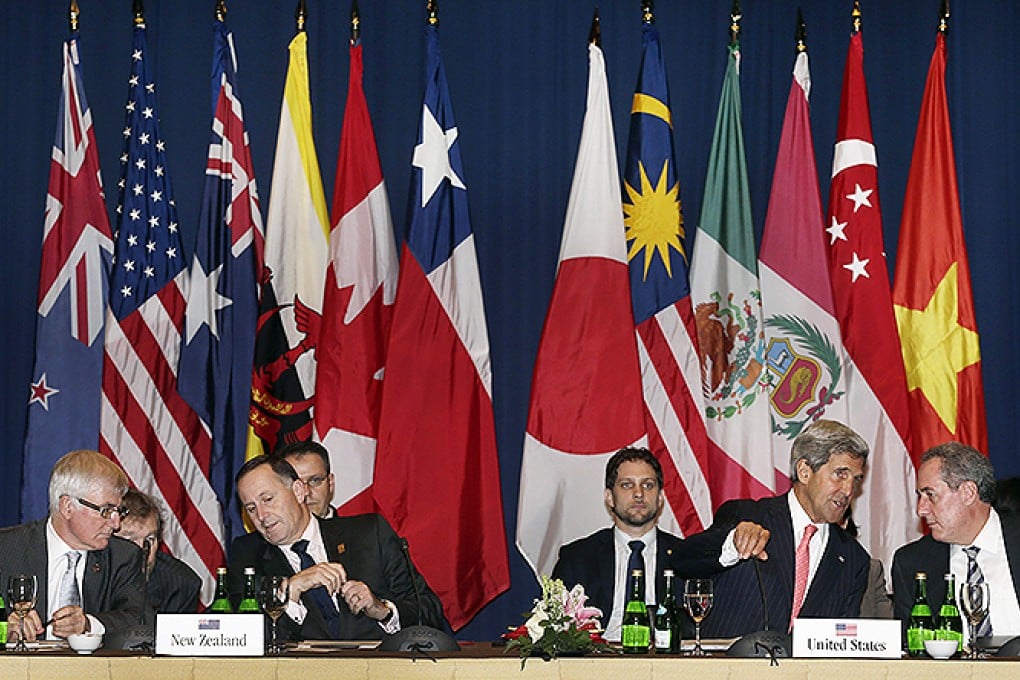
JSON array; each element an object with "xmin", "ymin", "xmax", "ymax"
[
  {"xmin": 0, "ymin": 449, "xmax": 147, "ymax": 642},
  {"xmin": 277, "ymin": 441, "xmax": 338, "ymax": 519}
]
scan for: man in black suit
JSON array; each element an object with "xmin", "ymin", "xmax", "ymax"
[
  {"xmin": 117, "ymin": 489, "xmax": 201, "ymax": 615},
  {"xmin": 552, "ymin": 447, "xmax": 769, "ymax": 641},
  {"xmin": 277, "ymin": 441, "xmax": 338, "ymax": 519},
  {"xmin": 892, "ymin": 442, "xmax": 1020, "ymax": 639},
  {"xmin": 696, "ymin": 420, "xmax": 871, "ymax": 638},
  {"xmin": 229, "ymin": 455, "xmax": 445, "ymax": 640},
  {"xmin": 0, "ymin": 449, "xmax": 147, "ymax": 641}
]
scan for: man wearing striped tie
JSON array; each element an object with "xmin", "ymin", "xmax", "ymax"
[{"xmin": 892, "ymin": 442, "xmax": 1020, "ymax": 641}]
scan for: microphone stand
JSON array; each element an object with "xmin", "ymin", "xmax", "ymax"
[{"xmin": 725, "ymin": 560, "xmax": 790, "ymax": 662}]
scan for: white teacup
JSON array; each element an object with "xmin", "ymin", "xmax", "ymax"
[
  {"xmin": 923, "ymin": 638, "xmax": 957, "ymax": 660},
  {"xmin": 67, "ymin": 632, "xmax": 103, "ymax": 654}
]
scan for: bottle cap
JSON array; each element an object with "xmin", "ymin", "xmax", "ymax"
[
  {"xmin": 632, "ymin": 569, "xmax": 644, "ymax": 577},
  {"xmin": 244, "ymin": 566, "xmax": 255, "ymax": 575},
  {"xmin": 915, "ymin": 572, "xmax": 927, "ymax": 580},
  {"xmin": 217, "ymin": 567, "xmax": 227, "ymax": 575},
  {"xmin": 663, "ymin": 569, "xmax": 674, "ymax": 577}
]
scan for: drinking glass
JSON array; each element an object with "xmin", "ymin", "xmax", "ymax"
[
  {"xmin": 960, "ymin": 582, "xmax": 990, "ymax": 659},
  {"xmin": 683, "ymin": 578, "xmax": 714, "ymax": 656},
  {"xmin": 260, "ymin": 575, "xmax": 289, "ymax": 654},
  {"xmin": 8, "ymin": 574, "xmax": 38, "ymax": 653}
]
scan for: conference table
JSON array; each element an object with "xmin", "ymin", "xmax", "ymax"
[{"xmin": 4, "ymin": 643, "xmax": 1020, "ymax": 680}]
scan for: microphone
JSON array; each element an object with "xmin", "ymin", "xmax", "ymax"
[
  {"xmin": 377, "ymin": 537, "xmax": 460, "ymax": 654},
  {"xmin": 726, "ymin": 559, "xmax": 790, "ymax": 660}
]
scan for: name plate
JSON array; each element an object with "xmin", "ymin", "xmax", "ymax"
[
  {"xmin": 155, "ymin": 614, "xmax": 264, "ymax": 656},
  {"xmin": 792, "ymin": 618, "xmax": 900, "ymax": 658}
]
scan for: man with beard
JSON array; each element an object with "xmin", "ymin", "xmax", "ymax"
[
  {"xmin": 552, "ymin": 447, "xmax": 770, "ymax": 641},
  {"xmin": 696, "ymin": 419, "xmax": 872, "ymax": 638}
]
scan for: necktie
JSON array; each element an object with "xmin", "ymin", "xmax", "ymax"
[
  {"xmin": 291, "ymin": 539, "xmax": 341, "ymax": 638},
  {"xmin": 626, "ymin": 540, "xmax": 646, "ymax": 599},
  {"xmin": 789, "ymin": 524, "xmax": 817, "ymax": 631},
  {"xmin": 964, "ymin": 545, "xmax": 992, "ymax": 637},
  {"xmin": 57, "ymin": 551, "xmax": 82, "ymax": 609}
]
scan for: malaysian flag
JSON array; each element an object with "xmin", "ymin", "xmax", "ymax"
[
  {"xmin": 22, "ymin": 31, "xmax": 114, "ymax": 520},
  {"xmin": 100, "ymin": 18, "xmax": 225, "ymax": 600},
  {"xmin": 178, "ymin": 14, "xmax": 264, "ymax": 544},
  {"xmin": 623, "ymin": 19, "xmax": 713, "ymax": 535}
]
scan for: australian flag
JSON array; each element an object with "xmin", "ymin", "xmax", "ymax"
[
  {"xmin": 178, "ymin": 17, "xmax": 264, "ymax": 542},
  {"xmin": 22, "ymin": 33, "xmax": 113, "ymax": 521}
]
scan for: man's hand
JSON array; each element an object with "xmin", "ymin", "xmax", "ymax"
[
  {"xmin": 50, "ymin": 605, "xmax": 88, "ymax": 638},
  {"xmin": 732, "ymin": 521, "xmax": 770, "ymax": 561},
  {"xmin": 288, "ymin": 562, "xmax": 348, "ymax": 601},
  {"xmin": 340, "ymin": 580, "xmax": 388, "ymax": 620},
  {"xmin": 7, "ymin": 609, "xmax": 44, "ymax": 642}
]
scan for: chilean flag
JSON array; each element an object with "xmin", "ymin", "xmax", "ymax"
[
  {"xmin": 373, "ymin": 23, "xmax": 509, "ymax": 630},
  {"xmin": 517, "ymin": 39, "xmax": 646, "ymax": 579}
]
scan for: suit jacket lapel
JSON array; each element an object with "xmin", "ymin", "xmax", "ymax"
[
  {"xmin": 82, "ymin": 547, "xmax": 111, "ymax": 613},
  {"xmin": 28, "ymin": 522, "xmax": 50, "ymax": 618},
  {"xmin": 770, "ymin": 496, "xmax": 796, "ymax": 606}
]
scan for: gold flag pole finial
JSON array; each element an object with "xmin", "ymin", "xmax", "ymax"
[
  {"xmin": 133, "ymin": 0, "xmax": 145, "ymax": 26},
  {"xmin": 69, "ymin": 0, "xmax": 80, "ymax": 32},
  {"xmin": 730, "ymin": 0, "xmax": 742, "ymax": 43},
  {"xmin": 939, "ymin": 0, "xmax": 950, "ymax": 34},
  {"xmin": 351, "ymin": 0, "xmax": 360, "ymax": 44},
  {"xmin": 795, "ymin": 8, "xmax": 807, "ymax": 53},
  {"xmin": 589, "ymin": 8, "xmax": 601, "ymax": 47},
  {"xmin": 641, "ymin": 0, "xmax": 653, "ymax": 25},
  {"xmin": 427, "ymin": 0, "xmax": 438, "ymax": 27},
  {"xmin": 295, "ymin": 0, "xmax": 307, "ymax": 32},
  {"xmin": 851, "ymin": 0, "xmax": 861, "ymax": 34},
  {"xmin": 215, "ymin": 0, "xmax": 226, "ymax": 23}
]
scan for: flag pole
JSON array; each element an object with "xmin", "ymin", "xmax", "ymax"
[
  {"xmin": 69, "ymin": 0, "xmax": 80, "ymax": 32},
  {"xmin": 133, "ymin": 0, "xmax": 144, "ymax": 25},
  {"xmin": 350, "ymin": 0, "xmax": 360, "ymax": 45},
  {"xmin": 589, "ymin": 8, "xmax": 600, "ymax": 46},
  {"xmin": 795, "ymin": 8, "xmax": 807, "ymax": 52},
  {"xmin": 939, "ymin": 0, "xmax": 950, "ymax": 33},
  {"xmin": 851, "ymin": 0, "xmax": 861, "ymax": 34},
  {"xmin": 215, "ymin": 0, "xmax": 226, "ymax": 22},
  {"xmin": 730, "ymin": 0, "xmax": 741, "ymax": 43},
  {"xmin": 641, "ymin": 0, "xmax": 653, "ymax": 25},
  {"xmin": 296, "ymin": 0, "xmax": 307, "ymax": 32},
  {"xmin": 427, "ymin": 0, "xmax": 438, "ymax": 26}
]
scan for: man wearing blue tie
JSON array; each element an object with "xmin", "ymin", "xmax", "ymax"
[
  {"xmin": 892, "ymin": 442, "xmax": 1020, "ymax": 640},
  {"xmin": 552, "ymin": 447, "xmax": 769, "ymax": 641},
  {"xmin": 229, "ymin": 455, "xmax": 444, "ymax": 640}
]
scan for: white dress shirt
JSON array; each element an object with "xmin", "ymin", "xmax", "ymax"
[
  {"xmin": 604, "ymin": 527, "xmax": 657, "ymax": 642},
  {"xmin": 45, "ymin": 519, "xmax": 104, "ymax": 636},
  {"xmin": 787, "ymin": 492, "xmax": 829, "ymax": 593},
  {"xmin": 949, "ymin": 508, "xmax": 1020, "ymax": 637}
]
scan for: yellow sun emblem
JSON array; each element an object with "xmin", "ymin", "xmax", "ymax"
[{"xmin": 623, "ymin": 159, "xmax": 685, "ymax": 280}]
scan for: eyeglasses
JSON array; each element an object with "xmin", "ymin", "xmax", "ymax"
[
  {"xmin": 77, "ymin": 497, "xmax": 130, "ymax": 520},
  {"xmin": 303, "ymin": 475, "xmax": 327, "ymax": 489}
]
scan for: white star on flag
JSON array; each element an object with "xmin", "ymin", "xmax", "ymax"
[
  {"xmin": 843, "ymin": 251, "xmax": 871, "ymax": 282},
  {"xmin": 845, "ymin": 183, "xmax": 874, "ymax": 213},
  {"xmin": 184, "ymin": 258, "xmax": 232, "ymax": 342},
  {"xmin": 412, "ymin": 105, "xmax": 465, "ymax": 207},
  {"xmin": 826, "ymin": 215, "xmax": 848, "ymax": 244}
]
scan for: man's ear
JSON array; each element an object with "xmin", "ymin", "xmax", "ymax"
[
  {"xmin": 795, "ymin": 458, "xmax": 812, "ymax": 484},
  {"xmin": 292, "ymin": 478, "xmax": 308, "ymax": 503},
  {"xmin": 604, "ymin": 487, "xmax": 614, "ymax": 510},
  {"xmin": 960, "ymin": 480, "xmax": 980, "ymax": 505},
  {"xmin": 58, "ymin": 495, "xmax": 74, "ymax": 519}
]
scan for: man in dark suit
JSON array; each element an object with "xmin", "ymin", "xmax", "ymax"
[
  {"xmin": 230, "ymin": 455, "xmax": 445, "ymax": 640},
  {"xmin": 117, "ymin": 489, "xmax": 201, "ymax": 615},
  {"xmin": 696, "ymin": 420, "xmax": 871, "ymax": 638},
  {"xmin": 277, "ymin": 441, "xmax": 339, "ymax": 519},
  {"xmin": 552, "ymin": 447, "xmax": 768, "ymax": 641},
  {"xmin": 892, "ymin": 442, "xmax": 1020, "ymax": 639},
  {"xmin": 0, "ymin": 449, "xmax": 147, "ymax": 641}
]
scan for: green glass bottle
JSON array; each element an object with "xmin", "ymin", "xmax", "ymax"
[
  {"xmin": 621, "ymin": 568, "xmax": 650, "ymax": 654},
  {"xmin": 654, "ymin": 569, "xmax": 680, "ymax": 654},
  {"xmin": 237, "ymin": 567, "xmax": 260, "ymax": 613},
  {"xmin": 0, "ymin": 570, "xmax": 7, "ymax": 650},
  {"xmin": 208, "ymin": 567, "xmax": 233, "ymax": 614},
  {"xmin": 907, "ymin": 572, "xmax": 935, "ymax": 656},
  {"xmin": 936, "ymin": 573, "xmax": 963, "ymax": 653}
]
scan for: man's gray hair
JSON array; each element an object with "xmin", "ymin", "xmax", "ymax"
[
  {"xmin": 789, "ymin": 420, "xmax": 870, "ymax": 483},
  {"xmin": 48, "ymin": 449, "xmax": 130, "ymax": 516},
  {"xmin": 921, "ymin": 441, "xmax": 996, "ymax": 504}
]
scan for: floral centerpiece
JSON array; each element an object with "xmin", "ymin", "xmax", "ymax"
[{"xmin": 503, "ymin": 575, "xmax": 610, "ymax": 667}]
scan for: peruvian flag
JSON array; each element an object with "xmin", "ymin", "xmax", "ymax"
[
  {"xmin": 517, "ymin": 40, "xmax": 646, "ymax": 578},
  {"xmin": 826, "ymin": 30, "xmax": 918, "ymax": 569},
  {"xmin": 758, "ymin": 44, "xmax": 848, "ymax": 482},
  {"xmin": 892, "ymin": 32, "xmax": 987, "ymax": 453},
  {"xmin": 314, "ymin": 37, "xmax": 397, "ymax": 515}
]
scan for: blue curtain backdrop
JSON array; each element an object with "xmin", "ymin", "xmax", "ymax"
[{"xmin": 2, "ymin": 1, "xmax": 1018, "ymax": 639}]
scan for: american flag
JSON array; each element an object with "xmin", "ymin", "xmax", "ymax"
[
  {"xmin": 100, "ymin": 20, "xmax": 225, "ymax": 600},
  {"xmin": 835, "ymin": 622, "xmax": 858, "ymax": 637},
  {"xmin": 178, "ymin": 15, "xmax": 264, "ymax": 546},
  {"xmin": 22, "ymin": 33, "xmax": 114, "ymax": 520}
]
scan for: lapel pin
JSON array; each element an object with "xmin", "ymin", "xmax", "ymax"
[
  {"xmin": 92, "ymin": 562, "xmax": 101, "ymax": 573},
  {"xmin": 337, "ymin": 543, "xmax": 346, "ymax": 556},
  {"xmin": 838, "ymin": 555, "xmax": 845, "ymax": 563}
]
